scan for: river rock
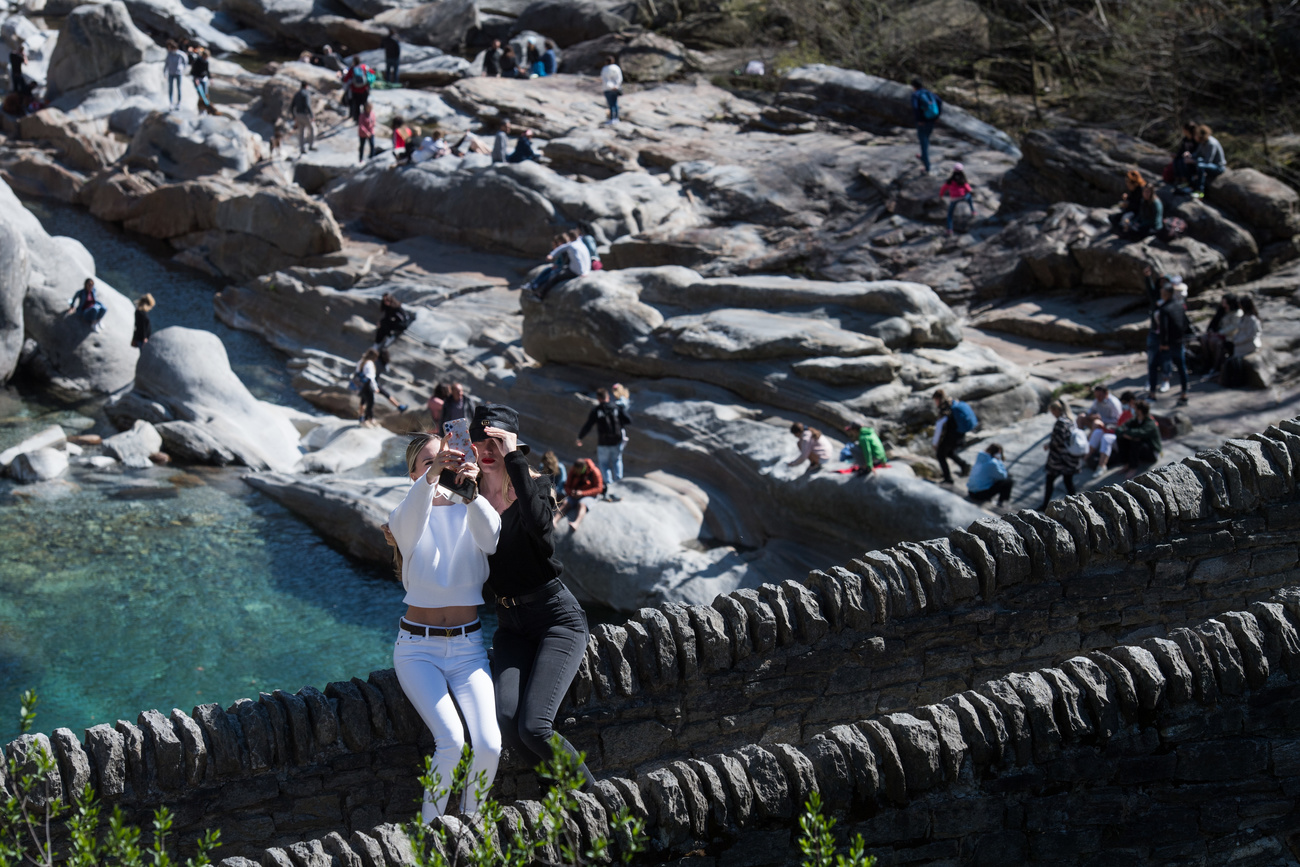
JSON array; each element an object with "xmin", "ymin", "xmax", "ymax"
[
  {"xmin": 17, "ymin": 109, "xmax": 126, "ymax": 174},
  {"xmin": 221, "ymin": 0, "xmax": 384, "ymax": 50},
  {"xmin": 112, "ymin": 326, "xmax": 305, "ymax": 471},
  {"xmin": 300, "ymin": 422, "xmax": 397, "ymax": 474},
  {"xmin": 103, "ymin": 419, "xmax": 164, "ymax": 468},
  {"xmin": 155, "ymin": 420, "xmax": 240, "ymax": 465},
  {"xmin": 354, "ymin": 43, "xmax": 470, "ymax": 86},
  {"xmin": 244, "ymin": 473, "xmax": 403, "ymax": 563},
  {"xmin": 999, "ymin": 126, "xmax": 1166, "ymax": 212},
  {"xmin": 121, "ymin": 0, "xmax": 248, "ymax": 55},
  {"xmin": 0, "ymin": 425, "xmax": 66, "ymax": 469},
  {"xmin": 8, "ymin": 447, "xmax": 69, "ymax": 483},
  {"xmin": 125, "ymin": 112, "xmax": 264, "ymax": 180},
  {"xmin": 371, "ymin": 0, "xmax": 481, "ymax": 51},
  {"xmin": 511, "ymin": 0, "xmax": 634, "ymax": 47},
  {"xmin": 46, "ymin": 1, "xmax": 161, "ymax": 100},
  {"xmin": 325, "ymin": 158, "xmax": 696, "ymax": 257},
  {"xmin": 1205, "ymin": 168, "xmax": 1300, "ymax": 243},
  {"xmin": 0, "ymin": 215, "xmax": 29, "ymax": 383}
]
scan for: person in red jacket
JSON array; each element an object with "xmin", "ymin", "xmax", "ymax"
[{"xmin": 560, "ymin": 458, "xmax": 602, "ymax": 530}]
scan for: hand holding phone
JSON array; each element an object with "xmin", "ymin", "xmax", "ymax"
[{"xmin": 443, "ymin": 418, "xmax": 476, "ymax": 465}]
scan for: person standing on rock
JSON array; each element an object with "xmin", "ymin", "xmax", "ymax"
[
  {"xmin": 381, "ymin": 29, "xmax": 401, "ymax": 84},
  {"xmin": 354, "ymin": 348, "xmax": 384, "ymax": 427},
  {"xmin": 357, "ymin": 101, "xmax": 377, "ymax": 162},
  {"xmin": 469, "ymin": 405, "xmax": 595, "ymax": 789},
  {"xmin": 289, "ymin": 81, "xmax": 315, "ymax": 155},
  {"xmin": 576, "ymin": 387, "xmax": 630, "ymax": 502},
  {"xmin": 484, "ymin": 39, "xmax": 503, "ymax": 77},
  {"xmin": 933, "ymin": 389, "xmax": 974, "ymax": 484},
  {"xmin": 189, "ymin": 46, "xmax": 213, "ymax": 115},
  {"xmin": 164, "ymin": 40, "xmax": 188, "ymax": 110},
  {"xmin": 491, "ymin": 118, "xmax": 512, "ymax": 162},
  {"xmin": 386, "ymin": 431, "xmax": 501, "ymax": 822},
  {"xmin": 131, "ymin": 294, "xmax": 154, "ymax": 348},
  {"xmin": 344, "ymin": 56, "xmax": 375, "ymax": 122},
  {"xmin": 1152, "ymin": 281, "xmax": 1190, "ymax": 405},
  {"xmin": 910, "ymin": 77, "xmax": 942, "ymax": 174},
  {"xmin": 600, "ymin": 55, "xmax": 623, "ymax": 125},
  {"xmin": 66, "ymin": 278, "xmax": 107, "ymax": 332},
  {"xmin": 1042, "ymin": 399, "xmax": 1082, "ymax": 509}
]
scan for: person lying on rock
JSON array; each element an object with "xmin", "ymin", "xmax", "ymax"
[
  {"xmin": 561, "ymin": 457, "xmax": 603, "ymax": 529},
  {"xmin": 66, "ymin": 278, "xmax": 107, "ymax": 332},
  {"xmin": 966, "ymin": 443, "xmax": 1013, "ymax": 510},
  {"xmin": 451, "ymin": 130, "xmax": 492, "ymax": 157},
  {"xmin": 1108, "ymin": 170, "xmax": 1146, "ymax": 231},
  {"xmin": 787, "ymin": 422, "xmax": 831, "ymax": 472}
]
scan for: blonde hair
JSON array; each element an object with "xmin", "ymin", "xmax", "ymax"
[
  {"xmin": 612, "ymin": 383, "xmax": 629, "ymax": 400},
  {"xmin": 392, "ymin": 432, "xmax": 439, "ymax": 579},
  {"xmin": 136, "ymin": 294, "xmax": 155, "ymax": 311}
]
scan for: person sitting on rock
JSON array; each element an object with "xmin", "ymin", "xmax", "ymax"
[
  {"xmin": 492, "ymin": 118, "xmax": 513, "ymax": 162},
  {"xmin": 391, "ymin": 116, "xmax": 415, "ymax": 164},
  {"xmin": 1114, "ymin": 399, "xmax": 1161, "ymax": 475},
  {"xmin": 1083, "ymin": 384, "xmax": 1122, "ymax": 429},
  {"xmin": 506, "ymin": 127, "xmax": 540, "ymax": 164},
  {"xmin": 500, "ymin": 46, "xmax": 521, "ymax": 79},
  {"xmin": 1231, "ymin": 295, "xmax": 1262, "ymax": 359},
  {"xmin": 374, "ymin": 292, "xmax": 415, "ymax": 349},
  {"xmin": 541, "ymin": 40, "xmax": 559, "ymax": 76},
  {"xmin": 1083, "ymin": 390, "xmax": 1135, "ymax": 471},
  {"xmin": 1108, "ymin": 170, "xmax": 1145, "ymax": 231},
  {"xmin": 1185, "ymin": 123, "xmax": 1226, "ymax": 199},
  {"xmin": 343, "ymin": 56, "xmax": 376, "ymax": 122},
  {"xmin": 561, "ymin": 458, "xmax": 603, "ymax": 530},
  {"xmin": 526, "ymin": 41, "xmax": 543, "ymax": 77},
  {"xmin": 966, "ymin": 443, "xmax": 1013, "ymax": 509},
  {"xmin": 849, "ymin": 422, "xmax": 888, "ymax": 476},
  {"xmin": 540, "ymin": 450, "xmax": 567, "ymax": 512},
  {"xmin": 131, "ymin": 294, "xmax": 154, "ymax": 348},
  {"xmin": 1202, "ymin": 293, "xmax": 1242, "ymax": 374},
  {"xmin": 529, "ymin": 230, "xmax": 591, "ymax": 301},
  {"xmin": 357, "ymin": 101, "xmax": 377, "ymax": 162},
  {"xmin": 318, "ymin": 44, "xmax": 347, "ymax": 73},
  {"xmin": 1125, "ymin": 183, "xmax": 1164, "ymax": 239},
  {"xmin": 1171, "ymin": 120, "xmax": 1199, "ymax": 190},
  {"xmin": 67, "ymin": 278, "xmax": 107, "ymax": 332},
  {"xmin": 787, "ymin": 422, "xmax": 832, "ymax": 472},
  {"xmin": 939, "ymin": 162, "xmax": 975, "ymax": 236}
]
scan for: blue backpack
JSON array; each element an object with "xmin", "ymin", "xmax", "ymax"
[
  {"xmin": 951, "ymin": 400, "xmax": 977, "ymax": 434},
  {"xmin": 917, "ymin": 89, "xmax": 940, "ymax": 121}
]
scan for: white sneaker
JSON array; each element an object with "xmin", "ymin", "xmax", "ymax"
[
  {"xmin": 1158, "ymin": 380, "xmax": 1170, "ymax": 393},
  {"xmin": 93, "ymin": 321, "xmax": 104, "ymax": 333}
]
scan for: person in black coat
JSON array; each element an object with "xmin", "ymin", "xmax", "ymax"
[
  {"xmin": 132, "ymin": 294, "xmax": 155, "ymax": 348},
  {"xmin": 381, "ymin": 29, "xmax": 400, "ymax": 83},
  {"xmin": 373, "ymin": 292, "xmax": 414, "ymax": 349}
]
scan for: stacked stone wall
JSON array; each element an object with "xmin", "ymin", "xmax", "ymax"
[{"xmin": 10, "ymin": 421, "xmax": 1300, "ymax": 865}]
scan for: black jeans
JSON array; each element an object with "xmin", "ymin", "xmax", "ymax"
[
  {"xmin": 536, "ymin": 265, "xmax": 577, "ymax": 300},
  {"xmin": 969, "ymin": 478, "xmax": 1013, "ymax": 506},
  {"xmin": 937, "ymin": 428, "xmax": 968, "ymax": 482},
  {"xmin": 1042, "ymin": 471, "xmax": 1075, "ymax": 509},
  {"xmin": 492, "ymin": 583, "xmax": 593, "ymax": 785},
  {"xmin": 359, "ymin": 382, "xmax": 375, "ymax": 421}
]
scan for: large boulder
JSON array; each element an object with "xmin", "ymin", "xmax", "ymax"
[
  {"xmin": 126, "ymin": 112, "xmax": 265, "ymax": 180},
  {"xmin": 782, "ymin": 64, "xmax": 1021, "ymax": 157},
  {"xmin": 373, "ymin": 0, "xmax": 482, "ymax": 52},
  {"xmin": 999, "ymin": 127, "xmax": 1166, "ymax": 211},
  {"xmin": 103, "ymin": 419, "xmax": 164, "ymax": 468},
  {"xmin": 46, "ymin": 1, "xmax": 160, "ymax": 99},
  {"xmin": 0, "ymin": 217, "xmax": 29, "ymax": 383},
  {"xmin": 221, "ymin": 0, "xmax": 385, "ymax": 49},
  {"xmin": 112, "ymin": 326, "xmax": 304, "ymax": 472},
  {"xmin": 510, "ymin": 0, "xmax": 635, "ymax": 47},
  {"xmin": 120, "ymin": 0, "xmax": 249, "ymax": 54},
  {"xmin": 1205, "ymin": 168, "xmax": 1300, "ymax": 243},
  {"xmin": 8, "ymin": 447, "xmax": 69, "ymax": 483},
  {"xmin": 325, "ymin": 158, "xmax": 696, "ymax": 257},
  {"xmin": 18, "ymin": 108, "xmax": 127, "ymax": 173}
]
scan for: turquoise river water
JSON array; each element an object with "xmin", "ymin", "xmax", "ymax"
[{"xmin": 0, "ymin": 202, "xmax": 491, "ymax": 741}]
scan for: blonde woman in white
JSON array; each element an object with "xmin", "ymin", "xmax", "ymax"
[{"xmin": 387, "ymin": 432, "xmax": 502, "ymax": 821}]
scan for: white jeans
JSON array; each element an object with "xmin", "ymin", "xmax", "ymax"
[
  {"xmin": 1088, "ymin": 429, "xmax": 1117, "ymax": 457},
  {"xmin": 393, "ymin": 622, "xmax": 501, "ymax": 819}
]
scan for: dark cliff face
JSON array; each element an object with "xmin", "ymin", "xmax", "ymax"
[{"xmin": 20, "ymin": 415, "xmax": 1300, "ymax": 864}]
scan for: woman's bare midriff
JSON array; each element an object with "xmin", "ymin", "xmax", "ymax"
[{"xmin": 405, "ymin": 605, "xmax": 480, "ymax": 627}]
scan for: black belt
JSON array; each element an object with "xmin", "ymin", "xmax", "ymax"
[
  {"xmin": 400, "ymin": 620, "xmax": 482, "ymax": 638},
  {"xmin": 495, "ymin": 579, "xmax": 563, "ymax": 610}
]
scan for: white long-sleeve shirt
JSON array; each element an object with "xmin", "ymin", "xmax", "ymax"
[
  {"xmin": 564, "ymin": 239, "xmax": 592, "ymax": 275},
  {"xmin": 600, "ymin": 63, "xmax": 623, "ymax": 91},
  {"xmin": 387, "ymin": 472, "xmax": 501, "ymax": 607},
  {"xmin": 1233, "ymin": 314, "xmax": 1262, "ymax": 355}
]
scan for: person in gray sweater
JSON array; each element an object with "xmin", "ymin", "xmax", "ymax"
[{"xmin": 1185, "ymin": 123, "xmax": 1226, "ymax": 198}]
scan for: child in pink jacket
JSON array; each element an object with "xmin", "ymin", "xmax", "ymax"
[
  {"xmin": 940, "ymin": 162, "xmax": 976, "ymax": 235},
  {"xmin": 358, "ymin": 102, "xmax": 377, "ymax": 162}
]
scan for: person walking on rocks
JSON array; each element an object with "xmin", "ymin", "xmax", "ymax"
[
  {"xmin": 289, "ymin": 81, "xmax": 315, "ymax": 155},
  {"xmin": 933, "ymin": 389, "xmax": 974, "ymax": 484},
  {"xmin": 576, "ymin": 387, "xmax": 630, "ymax": 501},
  {"xmin": 386, "ymin": 431, "xmax": 501, "ymax": 822},
  {"xmin": 357, "ymin": 101, "xmax": 377, "ymax": 162},
  {"xmin": 1042, "ymin": 399, "xmax": 1082, "ymax": 509},
  {"xmin": 344, "ymin": 56, "xmax": 375, "ymax": 122},
  {"xmin": 469, "ymin": 405, "xmax": 595, "ymax": 789},
  {"xmin": 910, "ymin": 77, "xmax": 942, "ymax": 174},
  {"xmin": 355, "ymin": 348, "xmax": 380, "ymax": 427},
  {"xmin": 189, "ymin": 46, "xmax": 213, "ymax": 115},
  {"xmin": 66, "ymin": 278, "xmax": 107, "ymax": 332},
  {"xmin": 381, "ymin": 29, "xmax": 401, "ymax": 83},
  {"xmin": 939, "ymin": 162, "xmax": 975, "ymax": 235},
  {"xmin": 164, "ymin": 40, "xmax": 188, "ymax": 110},
  {"xmin": 131, "ymin": 294, "xmax": 154, "ymax": 348},
  {"xmin": 1152, "ymin": 280, "xmax": 1191, "ymax": 405},
  {"xmin": 600, "ymin": 55, "xmax": 623, "ymax": 125}
]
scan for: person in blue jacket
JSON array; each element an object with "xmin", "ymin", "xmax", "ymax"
[
  {"xmin": 910, "ymin": 77, "xmax": 943, "ymax": 174},
  {"xmin": 967, "ymin": 443, "xmax": 1013, "ymax": 508}
]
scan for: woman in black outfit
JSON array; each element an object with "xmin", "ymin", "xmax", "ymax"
[
  {"xmin": 469, "ymin": 404, "xmax": 593, "ymax": 786},
  {"xmin": 131, "ymin": 294, "xmax": 154, "ymax": 348}
]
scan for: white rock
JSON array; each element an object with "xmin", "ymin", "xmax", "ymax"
[
  {"xmin": 9, "ymin": 447, "xmax": 69, "ymax": 483},
  {"xmin": 103, "ymin": 419, "xmax": 163, "ymax": 468},
  {"xmin": 0, "ymin": 424, "xmax": 66, "ymax": 468}
]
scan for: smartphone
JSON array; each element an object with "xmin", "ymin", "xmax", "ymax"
[
  {"xmin": 443, "ymin": 418, "xmax": 475, "ymax": 465},
  {"xmin": 436, "ymin": 469, "xmax": 477, "ymax": 505}
]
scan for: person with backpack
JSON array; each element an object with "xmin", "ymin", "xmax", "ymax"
[
  {"xmin": 576, "ymin": 388, "xmax": 631, "ymax": 501},
  {"xmin": 966, "ymin": 443, "xmax": 1013, "ymax": 510},
  {"xmin": 1042, "ymin": 399, "xmax": 1083, "ymax": 509},
  {"xmin": 939, "ymin": 162, "xmax": 975, "ymax": 235},
  {"xmin": 910, "ymin": 77, "xmax": 942, "ymax": 174},
  {"xmin": 933, "ymin": 389, "xmax": 974, "ymax": 484},
  {"xmin": 189, "ymin": 46, "xmax": 213, "ymax": 115},
  {"xmin": 1152, "ymin": 280, "xmax": 1191, "ymax": 404},
  {"xmin": 66, "ymin": 278, "xmax": 108, "ymax": 332},
  {"xmin": 343, "ymin": 56, "xmax": 375, "ymax": 122},
  {"xmin": 373, "ymin": 292, "xmax": 415, "ymax": 349}
]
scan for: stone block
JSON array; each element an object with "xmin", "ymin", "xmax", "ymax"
[
  {"xmin": 569, "ymin": 643, "xmax": 594, "ymax": 707},
  {"xmin": 138, "ymin": 708, "xmax": 184, "ymax": 791},
  {"xmin": 1086, "ymin": 651, "xmax": 1140, "ymax": 721},
  {"xmin": 684, "ymin": 606, "xmax": 732, "ymax": 674},
  {"xmin": 256, "ymin": 694, "xmax": 290, "ymax": 770},
  {"xmin": 1001, "ymin": 515, "xmax": 1049, "ymax": 580},
  {"xmin": 298, "ymin": 685, "xmax": 340, "ymax": 752},
  {"xmin": 570, "ymin": 790, "xmax": 608, "ymax": 855},
  {"xmin": 601, "ymin": 720, "xmax": 672, "ymax": 768},
  {"xmin": 828, "ymin": 566, "xmax": 876, "ymax": 629},
  {"xmin": 285, "ymin": 839, "xmax": 333, "ymax": 867},
  {"xmin": 660, "ymin": 603, "xmax": 700, "ymax": 679},
  {"xmin": 664, "ymin": 761, "xmax": 708, "ymax": 838},
  {"xmin": 622, "ymin": 619, "xmax": 660, "ymax": 686},
  {"xmin": 841, "ymin": 562, "xmax": 888, "ymax": 625},
  {"xmin": 978, "ymin": 679, "xmax": 1032, "ymax": 765},
  {"xmin": 1245, "ymin": 433, "xmax": 1294, "ymax": 495},
  {"xmin": 642, "ymin": 768, "xmax": 692, "ymax": 847},
  {"xmin": 1140, "ymin": 638, "xmax": 1195, "ymax": 704},
  {"xmin": 1169, "ymin": 627, "xmax": 1219, "ymax": 704},
  {"xmin": 732, "ymin": 744, "xmax": 792, "ymax": 820},
  {"xmin": 85, "ymin": 722, "xmax": 126, "ymax": 795},
  {"xmin": 780, "ymin": 580, "xmax": 830, "ymax": 644},
  {"xmin": 1261, "ymin": 424, "xmax": 1300, "ymax": 480},
  {"xmin": 367, "ymin": 669, "xmax": 417, "ymax": 742},
  {"xmin": 897, "ymin": 541, "xmax": 950, "ymax": 609},
  {"xmin": 115, "ymin": 719, "xmax": 151, "ymax": 799},
  {"xmin": 1059, "ymin": 656, "xmax": 1120, "ymax": 740},
  {"xmin": 325, "ymin": 681, "xmax": 372, "ymax": 753},
  {"xmin": 349, "ymin": 677, "xmax": 391, "ymax": 741},
  {"xmin": 857, "ymin": 552, "xmax": 915, "ymax": 618},
  {"xmin": 709, "ymin": 594, "xmax": 751, "ymax": 662},
  {"xmin": 767, "ymin": 744, "xmax": 816, "ymax": 814},
  {"xmin": 1018, "ymin": 510, "xmax": 1081, "ymax": 573},
  {"xmin": 1122, "ymin": 479, "xmax": 1168, "ymax": 537},
  {"xmin": 260, "ymin": 849, "xmax": 295, "ymax": 867},
  {"xmin": 7, "ymin": 734, "xmax": 62, "ymax": 808},
  {"xmin": 684, "ymin": 758, "xmax": 731, "ymax": 831},
  {"xmin": 1248, "ymin": 601, "xmax": 1300, "ymax": 678},
  {"xmin": 823, "ymin": 724, "xmax": 879, "ymax": 804},
  {"xmin": 880, "ymin": 712, "xmax": 942, "ymax": 793},
  {"xmin": 1042, "ymin": 500, "xmax": 1092, "ymax": 567},
  {"xmin": 913, "ymin": 703, "xmax": 966, "ymax": 782},
  {"xmin": 1004, "ymin": 672, "xmax": 1061, "ymax": 762},
  {"xmin": 942, "ymin": 693, "xmax": 995, "ymax": 767},
  {"xmin": 169, "ymin": 708, "xmax": 208, "ymax": 786},
  {"xmin": 370, "ymin": 823, "xmax": 416, "ymax": 866},
  {"xmin": 805, "ymin": 570, "xmax": 845, "ymax": 632},
  {"xmin": 800, "ymin": 735, "xmax": 852, "ymax": 809},
  {"xmin": 1216, "ymin": 612, "xmax": 1271, "ymax": 689},
  {"xmin": 593, "ymin": 624, "xmax": 638, "ymax": 695},
  {"xmin": 219, "ymin": 859, "xmax": 261, "ymax": 867},
  {"xmin": 755, "ymin": 584, "xmax": 795, "ymax": 646},
  {"xmin": 321, "ymin": 831, "xmax": 363, "ymax": 867},
  {"xmin": 948, "ymin": 528, "xmax": 995, "ymax": 599},
  {"xmin": 1107, "ymin": 646, "xmax": 1166, "ymax": 712},
  {"xmin": 1225, "ymin": 438, "xmax": 1287, "ymax": 501},
  {"xmin": 591, "ymin": 778, "xmax": 630, "ymax": 824},
  {"xmin": 348, "ymin": 830, "xmax": 385, "ymax": 867},
  {"xmin": 704, "ymin": 753, "xmax": 753, "ymax": 827},
  {"xmin": 729, "ymin": 590, "xmax": 778, "ymax": 654},
  {"xmin": 50, "ymin": 728, "xmax": 92, "ymax": 802},
  {"xmin": 857, "ymin": 720, "xmax": 907, "ymax": 805},
  {"xmin": 273, "ymin": 689, "xmax": 317, "ymax": 764},
  {"xmin": 925, "ymin": 538, "xmax": 981, "ymax": 602},
  {"xmin": 1038, "ymin": 668, "xmax": 1090, "ymax": 741},
  {"xmin": 1081, "ymin": 491, "xmax": 1133, "ymax": 553},
  {"xmin": 1138, "ymin": 461, "xmax": 1210, "ymax": 522},
  {"xmin": 1194, "ymin": 619, "xmax": 1248, "ymax": 696},
  {"xmin": 231, "ymin": 698, "xmax": 274, "ymax": 771}
]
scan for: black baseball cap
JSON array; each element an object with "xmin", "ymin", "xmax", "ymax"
[{"xmin": 469, "ymin": 404, "xmax": 530, "ymax": 454}]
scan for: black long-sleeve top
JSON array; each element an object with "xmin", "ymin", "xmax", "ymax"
[
  {"xmin": 486, "ymin": 450, "xmax": 562, "ymax": 597},
  {"xmin": 132, "ymin": 309, "xmax": 151, "ymax": 346}
]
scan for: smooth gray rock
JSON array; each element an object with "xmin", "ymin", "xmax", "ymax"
[
  {"xmin": 231, "ymin": 698, "xmax": 274, "ymax": 770},
  {"xmin": 1087, "ymin": 650, "xmax": 1141, "ymax": 721},
  {"xmin": 978, "ymin": 679, "xmax": 1032, "ymax": 766},
  {"xmin": 102, "ymin": 420, "xmax": 163, "ymax": 468},
  {"xmin": 46, "ymin": 1, "xmax": 160, "ymax": 99},
  {"xmin": 126, "ymin": 112, "xmax": 264, "ymax": 180},
  {"xmin": 766, "ymin": 743, "xmax": 817, "ymax": 815},
  {"xmin": 121, "ymin": 0, "xmax": 248, "ymax": 54},
  {"xmin": 8, "ymin": 447, "xmax": 69, "ymax": 483},
  {"xmin": 0, "ymin": 216, "xmax": 28, "ymax": 383}
]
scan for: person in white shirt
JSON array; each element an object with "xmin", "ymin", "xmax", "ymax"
[
  {"xmin": 1084, "ymin": 385, "xmax": 1122, "ymax": 428},
  {"xmin": 385, "ymin": 432, "xmax": 502, "ymax": 822},
  {"xmin": 164, "ymin": 40, "xmax": 189, "ymax": 110},
  {"xmin": 531, "ymin": 229, "xmax": 592, "ymax": 301},
  {"xmin": 1233, "ymin": 296, "xmax": 1263, "ymax": 356},
  {"xmin": 599, "ymin": 55, "xmax": 623, "ymax": 125}
]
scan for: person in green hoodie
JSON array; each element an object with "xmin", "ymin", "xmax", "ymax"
[
  {"xmin": 1115, "ymin": 398, "xmax": 1161, "ymax": 475},
  {"xmin": 850, "ymin": 423, "xmax": 888, "ymax": 476}
]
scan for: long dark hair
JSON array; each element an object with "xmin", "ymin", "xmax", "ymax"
[
  {"xmin": 1240, "ymin": 295, "xmax": 1259, "ymax": 317},
  {"xmin": 945, "ymin": 169, "xmax": 967, "ymax": 187}
]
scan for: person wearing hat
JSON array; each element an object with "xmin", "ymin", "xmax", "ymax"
[
  {"xmin": 131, "ymin": 294, "xmax": 155, "ymax": 348},
  {"xmin": 385, "ymin": 431, "xmax": 501, "ymax": 823},
  {"xmin": 469, "ymin": 404, "xmax": 595, "ymax": 789},
  {"xmin": 939, "ymin": 163, "xmax": 975, "ymax": 235}
]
